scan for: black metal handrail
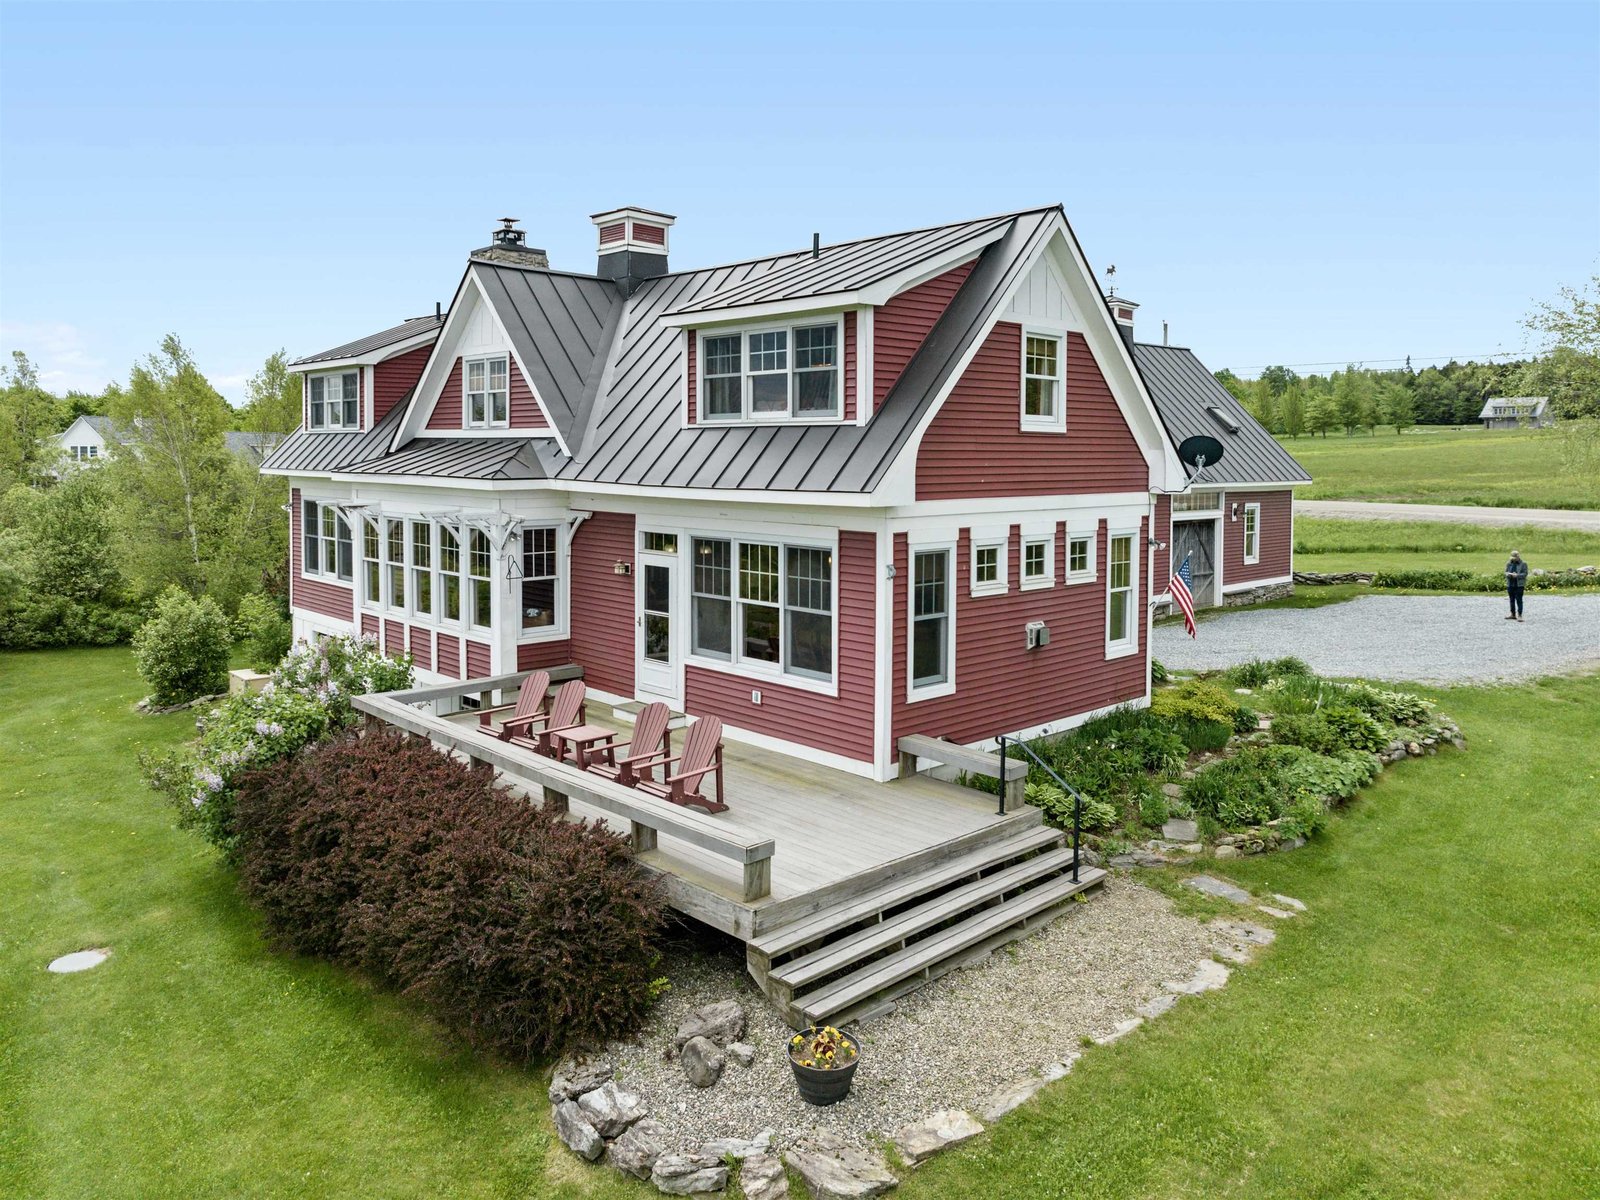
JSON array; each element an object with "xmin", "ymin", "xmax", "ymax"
[{"xmin": 997, "ymin": 734, "xmax": 1084, "ymax": 882}]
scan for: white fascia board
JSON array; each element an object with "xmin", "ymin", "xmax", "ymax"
[
  {"xmin": 290, "ymin": 328, "xmax": 440, "ymax": 374},
  {"xmin": 888, "ymin": 491, "xmax": 1151, "ymax": 521},
  {"xmin": 390, "ymin": 268, "xmax": 476, "ymax": 452},
  {"xmin": 658, "ymin": 294, "xmax": 864, "ymax": 330},
  {"xmin": 467, "ymin": 266, "xmax": 571, "ymax": 458}
]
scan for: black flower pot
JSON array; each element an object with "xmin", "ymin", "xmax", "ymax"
[{"xmin": 788, "ymin": 1028, "xmax": 860, "ymax": 1106}]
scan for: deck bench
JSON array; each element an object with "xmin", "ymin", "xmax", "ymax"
[{"xmin": 897, "ymin": 734, "xmax": 1028, "ymax": 813}]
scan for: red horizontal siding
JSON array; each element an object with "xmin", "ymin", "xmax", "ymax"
[
  {"xmin": 427, "ymin": 360, "xmax": 462, "ymax": 430},
  {"xmin": 466, "ymin": 639, "xmax": 492, "ymax": 678},
  {"xmin": 890, "ymin": 520, "xmax": 1148, "ymax": 766},
  {"xmin": 373, "ymin": 344, "xmax": 433, "ymax": 424},
  {"xmin": 427, "ymin": 356, "xmax": 547, "ymax": 430},
  {"xmin": 1154, "ymin": 494, "xmax": 1172, "ymax": 592},
  {"xmin": 384, "ymin": 619, "xmax": 404, "ymax": 659},
  {"xmin": 437, "ymin": 633, "xmax": 461, "ymax": 679},
  {"xmin": 843, "ymin": 310, "xmax": 857, "ymax": 422},
  {"xmin": 288, "ymin": 488, "xmax": 355, "ymax": 624},
  {"xmin": 874, "ymin": 261, "xmax": 974, "ymax": 403},
  {"xmin": 360, "ymin": 612, "xmax": 378, "ymax": 638},
  {"xmin": 409, "ymin": 625, "xmax": 433, "ymax": 671},
  {"xmin": 568, "ymin": 511, "xmax": 636, "ymax": 697},
  {"xmin": 685, "ymin": 332, "xmax": 697, "ymax": 423},
  {"xmin": 518, "ymin": 640, "xmax": 574, "ymax": 671},
  {"xmin": 1222, "ymin": 490, "xmax": 1293, "ymax": 585},
  {"xmin": 508, "ymin": 359, "xmax": 547, "ymax": 429},
  {"xmin": 915, "ymin": 326, "xmax": 1148, "ymax": 500},
  {"xmin": 683, "ymin": 529, "xmax": 876, "ymax": 763}
]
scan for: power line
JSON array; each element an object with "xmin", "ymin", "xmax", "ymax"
[{"xmin": 1243, "ymin": 349, "xmax": 1531, "ymax": 373}]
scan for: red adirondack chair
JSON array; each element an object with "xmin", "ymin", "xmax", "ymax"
[
  {"xmin": 587, "ymin": 702, "xmax": 673, "ymax": 786},
  {"xmin": 478, "ymin": 671, "xmax": 551, "ymax": 742},
  {"xmin": 632, "ymin": 715, "xmax": 726, "ymax": 813},
  {"xmin": 506, "ymin": 680, "xmax": 587, "ymax": 756}
]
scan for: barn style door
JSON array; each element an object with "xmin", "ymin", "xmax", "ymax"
[{"xmin": 1172, "ymin": 520, "xmax": 1218, "ymax": 607}]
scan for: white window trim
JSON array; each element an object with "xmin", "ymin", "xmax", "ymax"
[
  {"xmin": 463, "ymin": 354, "xmax": 510, "ymax": 430},
  {"xmin": 1105, "ymin": 528, "xmax": 1139, "ymax": 660},
  {"xmin": 907, "ymin": 543, "xmax": 957, "ymax": 703},
  {"xmin": 516, "ymin": 523, "xmax": 565, "ymax": 640},
  {"xmin": 307, "ymin": 369, "xmax": 361, "ymax": 432},
  {"xmin": 969, "ymin": 529, "xmax": 1009, "ymax": 598},
  {"xmin": 382, "ymin": 517, "xmax": 408, "ymax": 615},
  {"xmin": 681, "ymin": 529, "xmax": 841, "ymax": 695},
  {"xmin": 1019, "ymin": 521, "xmax": 1055, "ymax": 591},
  {"xmin": 1243, "ymin": 503, "xmax": 1261, "ymax": 565},
  {"xmin": 697, "ymin": 315, "xmax": 847, "ymax": 426},
  {"xmin": 1019, "ymin": 327, "xmax": 1066, "ymax": 433},
  {"xmin": 1065, "ymin": 529, "xmax": 1098, "ymax": 585},
  {"xmin": 301, "ymin": 498, "xmax": 353, "ymax": 584}
]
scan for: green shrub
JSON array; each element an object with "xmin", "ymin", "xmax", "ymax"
[
  {"xmin": 1320, "ymin": 705, "xmax": 1389, "ymax": 753},
  {"xmin": 271, "ymin": 633, "xmax": 414, "ymax": 727},
  {"xmin": 1259, "ymin": 743, "xmax": 1380, "ymax": 803},
  {"xmin": 1182, "ymin": 749, "xmax": 1284, "ymax": 829},
  {"xmin": 232, "ymin": 731, "xmax": 666, "ymax": 1060},
  {"xmin": 131, "ymin": 586, "xmax": 231, "ymax": 705},
  {"xmin": 1151, "ymin": 658, "xmax": 1170, "ymax": 684},
  {"xmin": 235, "ymin": 592, "xmax": 292, "ymax": 672},
  {"xmin": 1024, "ymin": 781, "xmax": 1118, "ymax": 832},
  {"xmin": 1173, "ymin": 716, "xmax": 1232, "ymax": 753},
  {"xmin": 1343, "ymin": 683, "xmax": 1434, "ymax": 726},
  {"xmin": 1151, "ymin": 678, "xmax": 1240, "ymax": 726},
  {"xmin": 1223, "ymin": 656, "xmax": 1312, "ymax": 687},
  {"xmin": 1138, "ymin": 787, "xmax": 1169, "ymax": 829},
  {"xmin": 1371, "ymin": 567, "xmax": 1600, "ymax": 592},
  {"xmin": 1232, "ymin": 704, "xmax": 1261, "ymax": 735},
  {"xmin": 1278, "ymin": 793, "xmax": 1329, "ymax": 840}
]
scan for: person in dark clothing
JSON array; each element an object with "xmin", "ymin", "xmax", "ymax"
[{"xmin": 1504, "ymin": 550, "xmax": 1529, "ymax": 621}]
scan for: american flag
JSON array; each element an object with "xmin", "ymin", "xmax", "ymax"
[{"xmin": 1171, "ymin": 553, "xmax": 1197, "ymax": 638}]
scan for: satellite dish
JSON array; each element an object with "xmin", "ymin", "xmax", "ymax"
[{"xmin": 1177, "ymin": 435, "xmax": 1225, "ymax": 472}]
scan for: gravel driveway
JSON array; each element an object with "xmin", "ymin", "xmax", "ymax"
[{"xmin": 1155, "ymin": 593, "xmax": 1600, "ymax": 684}]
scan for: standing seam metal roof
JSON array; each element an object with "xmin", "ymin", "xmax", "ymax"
[{"xmin": 290, "ymin": 315, "xmax": 444, "ymax": 365}]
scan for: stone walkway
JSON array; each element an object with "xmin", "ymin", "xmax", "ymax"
[{"xmin": 1155, "ymin": 593, "xmax": 1600, "ymax": 684}]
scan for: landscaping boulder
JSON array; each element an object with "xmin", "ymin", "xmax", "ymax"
[
  {"xmin": 702, "ymin": 1128, "xmax": 773, "ymax": 1159},
  {"xmin": 891, "ymin": 1110, "xmax": 984, "ymax": 1166},
  {"xmin": 548, "ymin": 1052, "xmax": 615, "ymax": 1103},
  {"xmin": 576, "ymin": 1079, "xmax": 648, "ymax": 1139},
  {"xmin": 673, "ymin": 999, "xmax": 747, "ymax": 1049},
  {"xmin": 1186, "ymin": 875, "xmax": 1250, "ymax": 903},
  {"xmin": 552, "ymin": 1099, "xmax": 603, "ymax": 1162},
  {"xmin": 1165, "ymin": 959, "xmax": 1230, "ymax": 995},
  {"xmin": 740, "ymin": 1152, "xmax": 790, "ymax": 1200},
  {"xmin": 680, "ymin": 1035, "xmax": 726, "ymax": 1089},
  {"xmin": 607, "ymin": 1117, "xmax": 668, "ymax": 1180},
  {"xmin": 726, "ymin": 1040, "xmax": 757, "ymax": 1067},
  {"xmin": 1213, "ymin": 845, "xmax": 1240, "ymax": 860},
  {"xmin": 786, "ymin": 1131, "xmax": 897, "ymax": 1199},
  {"xmin": 1161, "ymin": 816, "xmax": 1198, "ymax": 840},
  {"xmin": 652, "ymin": 1152, "xmax": 728, "ymax": 1195}
]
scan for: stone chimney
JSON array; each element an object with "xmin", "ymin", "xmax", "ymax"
[
  {"xmin": 473, "ymin": 218, "xmax": 550, "ymax": 267},
  {"xmin": 591, "ymin": 206, "xmax": 675, "ymax": 294},
  {"xmin": 1107, "ymin": 292, "xmax": 1139, "ymax": 353}
]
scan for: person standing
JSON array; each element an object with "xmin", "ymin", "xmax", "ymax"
[{"xmin": 1504, "ymin": 550, "xmax": 1529, "ymax": 622}]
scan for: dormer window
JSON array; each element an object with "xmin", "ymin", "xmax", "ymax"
[
  {"xmin": 308, "ymin": 371, "xmax": 359, "ymax": 430},
  {"xmin": 465, "ymin": 355, "xmax": 509, "ymax": 428},
  {"xmin": 699, "ymin": 318, "xmax": 841, "ymax": 422}
]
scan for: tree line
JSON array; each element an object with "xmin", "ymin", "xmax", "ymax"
[
  {"xmin": 1214, "ymin": 276, "xmax": 1600, "ymax": 437},
  {"xmin": 0, "ymin": 338, "xmax": 301, "ymax": 648}
]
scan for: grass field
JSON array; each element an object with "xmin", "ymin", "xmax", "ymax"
[
  {"xmin": 1280, "ymin": 425, "xmax": 1595, "ymax": 509},
  {"xmin": 6, "ymin": 648, "xmax": 1599, "ymax": 1199},
  {"xmin": 1295, "ymin": 517, "xmax": 1600, "ymax": 576}
]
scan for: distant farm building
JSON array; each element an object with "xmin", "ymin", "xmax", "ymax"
[{"xmin": 1478, "ymin": 396, "xmax": 1551, "ymax": 429}]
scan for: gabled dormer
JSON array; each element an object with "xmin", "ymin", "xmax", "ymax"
[{"xmin": 290, "ymin": 315, "xmax": 443, "ymax": 433}]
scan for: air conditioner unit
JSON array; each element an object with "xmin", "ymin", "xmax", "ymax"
[{"xmin": 1025, "ymin": 621, "xmax": 1050, "ymax": 650}]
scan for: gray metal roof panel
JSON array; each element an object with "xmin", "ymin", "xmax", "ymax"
[
  {"xmin": 290, "ymin": 315, "xmax": 443, "ymax": 365},
  {"xmin": 1131, "ymin": 343, "xmax": 1312, "ymax": 485},
  {"xmin": 338, "ymin": 435, "xmax": 551, "ymax": 480},
  {"xmin": 259, "ymin": 400, "xmax": 409, "ymax": 475}
]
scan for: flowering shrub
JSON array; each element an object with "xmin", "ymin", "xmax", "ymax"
[
  {"xmin": 143, "ymin": 632, "xmax": 413, "ymax": 857},
  {"xmin": 234, "ymin": 592, "xmax": 292, "ymax": 672},
  {"xmin": 131, "ymin": 586, "xmax": 232, "ymax": 705},
  {"xmin": 788, "ymin": 1025, "xmax": 858, "ymax": 1071}
]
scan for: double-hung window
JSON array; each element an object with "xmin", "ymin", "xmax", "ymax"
[
  {"xmin": 1106, "ymin": 532, "xmax": 1137, "ymax": 656},
  {"xmin": 689, "ymin": 536, "xmax": 833, "ymax": 682},
  {"xmin": 1021, "ymin": 332, "xmax": 1064, "ymax": 430},
  {"xmin": 910, "ymin": 549, "xmax": 953, "ymax": 694},
  {"xmin": 468, "ymin": 529, "xmax": 493, "ymax": 629},
  {"xmin": 384, "ymin": 519, "xmax": 406, "ymax": 609},
  {"xmin": 362, "ymin": 519, "xmax": 381, "ymax": 604},
  {"xmin": 465, "ymin": 356, "xmax": 509, "ymax": 428},
  {"xmin": 699, "ymin": 319, "xmax": 842, "ymax": 421},
  {"xmin": 970, "ymin": 534, "xmax": 1008, "ymax": 597},
  {"xmin": 1242, "ymin": 503, "xmax": 1261, "ymax": 565},
  {"xmin": 301, "ymin": 499, "xmax": 352, "ymax": 582},
  {"xmin": 308, "ymin": 371, "xmax": 359, "ymax": 430},
  {"xmin": 440, "ymin": 526, "xmax": 463, "ymax": 622},
  {"xmin": 521, "ymin": 526, "xmax": 557, "ymax": 630},
  {"xmin": 412, "ymin": 523, "xmax": 433, "ymax": 616}
]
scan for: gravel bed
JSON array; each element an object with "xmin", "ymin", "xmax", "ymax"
[
  {"xmin": 1154, "ymin": 593, "xmax": 1600, "ymax": 684},
  {"xmin": 601, "ymin": 878, "xmax": 1223, "ymax": 1153}
]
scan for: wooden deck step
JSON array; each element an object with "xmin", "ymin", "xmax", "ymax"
[
  {"xmin": 751, "ymin": 824, "xmax": 1065, "ymax": 961},
  {"xmin": 794, "ymin": 867, "xmax": 1107, "ymax": 1026},
  {"xmin": 772, "ymin": 846, "xmax": 1083, "ymax": 991}
]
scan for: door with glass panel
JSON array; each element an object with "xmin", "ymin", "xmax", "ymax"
[{"xmin": 636, "ymin": 533, "xmax": 680, "ymax": 706}]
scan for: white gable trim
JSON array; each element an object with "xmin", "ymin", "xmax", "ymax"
[{"xmin": 389, "ymin": 268, "xmax": 570, "ymax": 458}]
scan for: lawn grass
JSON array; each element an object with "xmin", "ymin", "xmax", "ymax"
[
  {"xmin": 0, "ymin": 647, "xmax": 641, "ymax": 1200},
  {"xmin": 1280, "ymin": 425, "xmax": 1595, "ymax": 509},
  {"xmin": 905, "ymin": 671, "xmax": 1600, "ymax": 1199},
  {"xmin": 1295, "ymin": 517, "xmax": 1600, "ymax": 576},
  {"xmin": 7, "ymin": 648, "xmax": 1599, "ymax": 1198}
]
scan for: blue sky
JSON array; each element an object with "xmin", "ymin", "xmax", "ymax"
[{"xmin": 1, "ymin": 1, "xmax": 1595, "ymax": 403}]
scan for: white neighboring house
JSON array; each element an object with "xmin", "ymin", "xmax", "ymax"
[
  {"xmin": 53, "ymin": 414, "xmax": 282, "ymax": 471},
  {"xmin": 1478, "ymin": 396, "xmax": 1551, "ymax": 430}
]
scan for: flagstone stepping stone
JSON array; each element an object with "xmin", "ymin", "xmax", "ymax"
[
  {"xmin": 1184, "ymin": 875, "xmax": 1251, "ymax": 904},
  {"xmin": 1136, "ymin": 992, "xmax": 1179, "ymax": 1019},
  {"xmin": 1162, "ymin": 817, "xmax": 1199, "ymax": 841},
  {"xmin": 891, "ymin": 1109, "xmax": 985, "ymax": 1166},
  {"xmin": 1272, "ymin": 893, "xmax": 1307, "ymax": 912},
  {"xmin": 1164, "ymin": 959, "xmax": 1231, "ymax": 995},
  {"xmin": 48, "ymin": 949, "xmax": 109, "ymax": 974},
  {"xmin": 785, "ymin": 1130, "xmax": 897, "ymax": 1199},
  {"xmin": 1257, "ymin": 905, "xmax": 1297, "ymax": 920}
]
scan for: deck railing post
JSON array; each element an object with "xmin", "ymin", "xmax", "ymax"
[
  {"xmin": 996, "ymin": 737, "xmax": 1008, "ymax": 816},
  {"xmin": 542, "ymin": 785, "xmax": 569, "ymax": 816}
]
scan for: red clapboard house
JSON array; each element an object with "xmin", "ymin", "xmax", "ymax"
[{"xmin": 262, "ymin": 206, "xmax": 1308, "ymax": 1023}]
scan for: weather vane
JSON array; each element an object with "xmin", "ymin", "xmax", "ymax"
[{"xmin": 1104, "ymin": 264, "xmax": 1117, "ymax": 296}]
